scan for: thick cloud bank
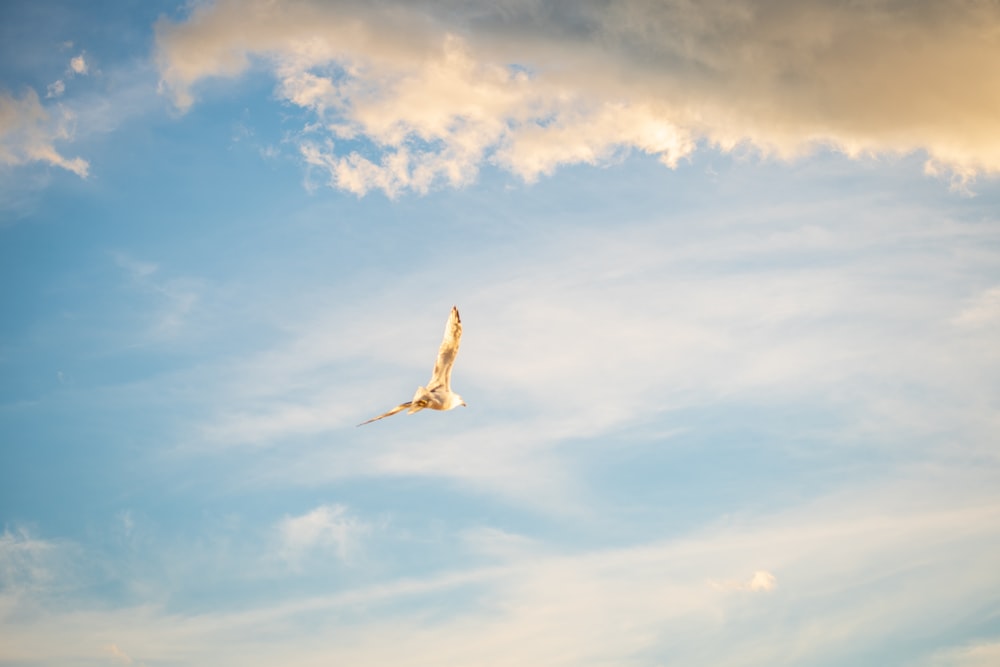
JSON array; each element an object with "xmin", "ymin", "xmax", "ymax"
[{"xmin": 156, "ymin": 0, "xmax": 1000, "ymax": 196}]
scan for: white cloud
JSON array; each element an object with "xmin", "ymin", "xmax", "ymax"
[
  {"xmin": 104, "ymin": 643, "xmax": 133, "ymax": 665},
  {"xmin": 0, "ymin": 527, "xmax": 57, "ymax": 589},
  {"xmin": 46, "ymin": 80, "xmax": 65, "ymax": 99},
  {"xmin": 461, "ymin": 527, "xmax": 537, "ymax": 560},
  {"xmin": 157, "ymin": 5, "xmax": 696, "ymax": 197},
  {"xmin": 112, "ymin": 252, "xmax": 202, "ymax": 341},
  {"xmin": 150, "ymin": 189, "xmax": 1000, "ymax": 512},
  {"xmin": 200, "ymin": 395, "xmax": 355, "ymax": 445},
  {"xmin": 278, "ymin": 504, "xmax": 369, "ymax": 564},
  {"xmin": 113, "ymin": 252, "xmax": 159, "ymax": 280},
  {"xmin": 710, "ymin": 570, "xmax": 777, "ymax": 592},
  {"xmin": 0, "ymin": 88, "xmax": 89, "ymax": 177},
  {"xmin": 41, "ymin": 55, "xmax": 88, "ymax": 103},
  {"xmin": 3, "ymin": 482, "xmax": 999, "ymax": 666},
  {"xmin": 155, "ymin": 0, "xmax": 1000, "ymax": 196},
  {"xmin": 70, "ymin": 53, "xmax": 89, "ymax": 75},
  {"xmin": 748, "ymin": 570, "xmax": 776, "ymax": 591},
  {"xmin": 953, "ymin": 285, "xmax": 1000, "ymax": 328},
  {"xmin": 922, "ymin": 640, "xmax": 1000, "ymax": 667}
]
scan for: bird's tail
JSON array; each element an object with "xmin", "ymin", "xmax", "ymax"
[{"xmin": 357, "ymin": 401, "xmax": 412, "ymax": 426}]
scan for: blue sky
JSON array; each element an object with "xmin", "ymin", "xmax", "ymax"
[{"xmin": 2, "ymin": 1, "xmax": 1000, "ymax": 665}]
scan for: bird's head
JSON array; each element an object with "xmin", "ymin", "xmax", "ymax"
[{"xmin": 448, "ymin": 394, "xmax": 466, "ymax": 410}]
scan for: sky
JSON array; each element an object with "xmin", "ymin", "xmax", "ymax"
[{"xmin": 1, "ymin": 1, "xmax": 1000, "ymax": 665}]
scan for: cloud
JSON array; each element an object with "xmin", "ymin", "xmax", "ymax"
[
  {"xmin": 953, "ymin": 285, "xmax": 1000, "ymax": 328},
  {"xmin": 113, "ymin": 252, "xmax": 159, "ymax": 280},
  {"xmin": 710, "ymin": 570, "xmax": 777, "ymax": 592},
  {"xmin": 46, "ymin": 80, "xmax": 65, "ymax": 99},
  {"xmin": 200, "ymin": 399, "xmax": 349, "ymax": 446},
  {"xmin": 70, "ymin": 53, "xmax": 89, "ymax": 76},
  {"xmin": 112, "ymin": 252, "xmax": 202, "ymax": 341},
  {"xmin": 150, "ymin": 187, "xmax": 1000, "ymax": 513},
  {"xmin": 41, "ymin": 54, "xmax": 90, "ymax": 102},
  {"xmin": 155, "ymin": 0, "xmax": 1000, "ymax": 196},
  {"xmin": 461, "ymin": 526, "xmax": 537, "ymax": 560},
  {"xmin": 104, "ymin": 643, "xmax": 133, "ymax": 665},
  {"xmin": 0, "ymin": 527, "xmax": 58, "ymax": 590},
  {"xmin": 277, "ymin": 504, "xmax": 369, "ymax": 564},
  {"xmin": 4, "ymin": 482, "xmax": 1000, "ymax": 666},
  {"xmin": 747, "ymin": 570, "xmax": 776, "ymax": 591},
  {"xmin": 922, "ymin": 640, "xmax": 1000, "ymax": 667},
  {"xmin": 0, "ymin": 88, "xmax": 89, "ymax": 177}
]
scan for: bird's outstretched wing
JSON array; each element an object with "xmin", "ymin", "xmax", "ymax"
[
  {"xmin": 428, "ymin": 306, "xmax": 462, "ymax": 391},
  {"xmin": 357, "ymin": 401, "xmax": 412, "ymax": 427}
]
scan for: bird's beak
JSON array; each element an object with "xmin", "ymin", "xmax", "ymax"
[{"xmin": 461, "ymin": 401, "xmax": 467, "ymax": 407}]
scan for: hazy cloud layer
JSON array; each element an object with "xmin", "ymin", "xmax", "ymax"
[
  {"xmin": 156, "ymin": 0, "xmax": 1000, "ymax": 195},
  {"xmin": 923, "ymin": 641, "xmax": 1000, "ymax": 667},
  {"xmin": 3, "ymin": 485, "xmax": 998, "ymax": 666},
  {"xmin": 169, "ymin": 196, "xmax": 1000, "ymax": 509}
]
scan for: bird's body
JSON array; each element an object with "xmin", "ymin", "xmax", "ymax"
[{"xmin": 358, "ymin": 306, "xmax": 466, "ymax": 426}]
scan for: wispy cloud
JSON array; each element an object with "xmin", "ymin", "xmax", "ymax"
[
  {"xmin": 113, "ymin": 252, "xmax": 159, "ymax": 280},
  {"xmin": 0, "ymin": 88, "xmax": 89, "ymax": 177},
  {"xmin": 0, "ymin": 527, "xmax": 59, "ymax": 590},
  {"xmin": 155, "ymin": 0, "xmax": 1000, "ymax": 196},
  {"xmin": 104, "ymin": 643, "xmax": 133, "ymax": 665},
  {"xmin": 112, "ymin": 252, "xmax": 202, "ymax": 342},
  {"xmin": 1, "ymin": 44, "xmax": 166, "ymax": 196},
  {"xmin": 45, "ymin": 80, "xmax": 65, "ymax": 99},
  {"xmin": 922, "ymin": 640, "xmax": 1000, "ymax": 667},
  {"xmin": 134, "ymin": 189, "xmax": 1000, "ymax": 511},
  {"xmin": 3, "ymin": 481, "xmax": 999, "ymax": 666},
  {"xmin": 953, "ymin": 285, "xmax": 1000, "ymax": 329},
  {"xmin": 277, "ymin": 504, "xmax": 369, "ymax": 565}
]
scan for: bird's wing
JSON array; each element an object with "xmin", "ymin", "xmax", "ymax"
[
  {"xmin": 357, "ymin": 401, "xmax": 412, "ymax": 427},
  {"xmin": 428, "ymin": 306, "xmax": 462, "ymax": 391}
]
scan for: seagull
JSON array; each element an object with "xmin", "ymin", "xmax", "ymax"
[{"xmin": 357, "ymin": 306, "xmax": 466, "ymax": 426}]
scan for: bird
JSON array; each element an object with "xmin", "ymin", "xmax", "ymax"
[{"xmin": 357, "ymin": 306, "xmax": 466, "ymax": 426}]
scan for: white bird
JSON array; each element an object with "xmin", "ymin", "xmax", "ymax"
[{"xmin": 358, "ymin": 306, "xmax": 466, "ymax": 426}]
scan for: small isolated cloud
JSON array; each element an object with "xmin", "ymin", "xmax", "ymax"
[
  {"xmin": 46, "ymin": 80, "xmax": 65, "ymax": 99},
  {"xmin": 923, "ymin": 640, "xmax": 1000, "ymax": 667},
  {"xmin": 70, "ymin": 53, "xmax": 89, "ymax": 76},
  {"xmin": 710, "ymin": 569, "xmax": 777, "ymax": 593},
  {"xmin": 278, "ymin": 504, "xmax": 369, "ymax": 565},
  {"xmin": 39, "ymin": 53, "xmax": 91, "ymax": 104},
  {"xmin": 747, "ymin": 570, "xmax": 777, "ymax": 592},
  {"xmin": 0, "ymin": 88, "xmax": 89, "ymax": 177},
  {"xmin": 43, "ymin": 54, "xmax": 90, "ymax": 102}
]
